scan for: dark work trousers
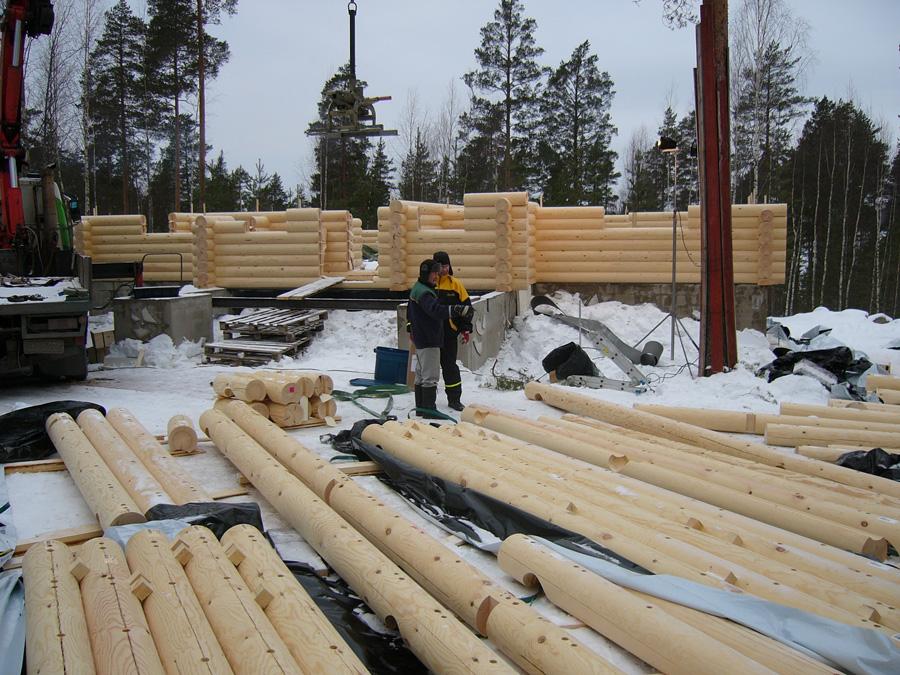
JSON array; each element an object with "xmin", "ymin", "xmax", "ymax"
[{"xmin": 440, "ymin": 328, "xmax": 461, "ymax": 393}]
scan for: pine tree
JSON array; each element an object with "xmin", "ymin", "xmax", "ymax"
[
  {"xmin": 538, "ymin": 41, "xmax": 618, "ymax": 207},
  {"xmin": 622, "ymin": 128, "xmax": 659, "ymax": 212},
  {"xmin": 363, "ymin": 139, "xmax": 394, "ymax": 228},
  {"xmin": 463, "ymin": 0, "xmax": 544, "ymax": 190},
  {"xmin": 782, "ymin": 98, "xmax": 890, "ymax": 312},
  {"xmin": 731, "ymin": 0, "xmax": 810, "ymax": 204},
  {"xmin": 204, "ymin": 150, "xmax": 241, "ymax": 210},
  {"xmin": 399, "ymin": 129, "xmax": 439, "ymax": 202},
  {"xmin": 88, "ymin": 0, "xmax": 148, "ymax": 213}
]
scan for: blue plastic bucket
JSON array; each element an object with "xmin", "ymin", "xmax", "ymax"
[{"xmin": 373, "ymin": 346, "xmax": 409, "ymax": 384}]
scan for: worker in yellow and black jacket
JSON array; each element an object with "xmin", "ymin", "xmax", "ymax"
[{"xmin": 432, "ymin": 251, "xmax": 473, "ymax": 411}]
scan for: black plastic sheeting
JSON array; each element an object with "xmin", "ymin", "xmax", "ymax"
[
  {"xmin": 145, "ymin": 502, "xmax": 264, "ymax": 538},
  {"xmin": 281, "ymin": 558, "xmax": 426, "ymax": 673},
  {"xmin": 0, "ymin": 401, "xmax": 106, "ymax": 463},
  {"xmin": 343, "ymin": 420, "xmax": 649, "ymax": 574},
  {"xmin": 835, "ymin": 448, "xmax": 900, "ymax": 481},
  {"xmin": 757, "ymin": 346, "xmax": 872, "ymax": 386}
]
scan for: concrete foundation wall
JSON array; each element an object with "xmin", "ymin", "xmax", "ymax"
[
  {"xmin": 531, "ymin": 283, "xmax": 770, "ymax": 331},
  {"xmin": 113, "ymin": 294, "xmax": 212, "ymax": 343}
]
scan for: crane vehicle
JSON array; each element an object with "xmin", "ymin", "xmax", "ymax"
[{"xmin": 1, "ymin": 0, "xmax": 89, "ymax": 380}]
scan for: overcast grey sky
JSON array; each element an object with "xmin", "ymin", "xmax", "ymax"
[{"xmin": 190, "ymin": 0, "xmax": 899, "ymax": 193}]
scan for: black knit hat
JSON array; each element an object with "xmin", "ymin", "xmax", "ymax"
[
  {"xmin": 418, "ymin": 258, "xmax": 441, "ymax": 284},
  {"xmin": 433, "ymin": 250, "xmax": 453, "ymax": 276}
]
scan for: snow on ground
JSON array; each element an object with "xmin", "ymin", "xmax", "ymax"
[{"xmin": 3, "ymin": 293, "xmax": 898, "ymax": 671}]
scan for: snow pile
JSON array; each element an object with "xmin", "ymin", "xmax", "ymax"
[
  {"xmin": 106, "ymin": 333, "xmax": 204, "ymax": 368},
  {"xmin": 274, "ymin": 309, "xmax": 398, "ymax": 373},
  {"xmin": 483, "ymin": 292, "xmax": 897, "ymax": 412}
]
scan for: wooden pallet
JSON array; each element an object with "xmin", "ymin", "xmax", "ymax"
[
  {"xmin": 203, "ymin": 336, "xmax": 310, "ymax": 365},
  {"xmin": 220, "ymin": 308, "xmax": 327, "ymax": 341}
]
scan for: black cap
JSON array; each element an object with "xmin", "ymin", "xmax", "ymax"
[
  {"xmin": 433, "ymin": 251, "xmax": 453, "ymax": 276},
  {"xmin": 418, "ymin": 259, "xmax": 441, "ymax": 284}
]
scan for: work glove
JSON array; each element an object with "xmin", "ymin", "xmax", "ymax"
[
  {"xmin": 451, "ymin": 304, "xmax": 474, "ymax": 320},
  {"xmin": 461, "ymin": 331, "xmax": 471, "ymax": 344}
]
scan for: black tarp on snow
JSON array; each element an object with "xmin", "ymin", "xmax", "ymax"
[
  {"xmin": 835, "ymin": 448, "xmax": 900, "ymax": 481},
  {"xmin": 0, "ymin": 401, "xmax": 106, "ymax": 463}
]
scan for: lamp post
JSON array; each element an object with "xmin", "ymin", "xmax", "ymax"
[{"xmin": 657, "ymin": 135, "xmax": 679, "ymax": 359}]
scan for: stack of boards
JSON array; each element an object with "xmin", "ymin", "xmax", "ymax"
[{"xmin": 212, "ymin": 370, "xmax": 338, "ymax": 428}]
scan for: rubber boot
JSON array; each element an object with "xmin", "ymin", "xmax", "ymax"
[
  {"xmin": 414, "ymin": 384, "xmax": 423, "ymax": 412},
  {"xmin": 419, "ymin": 385, "xmax": 441, "ymax": 419},
  {"xmin": 447, "ymin": 385, "xmax": 464, "ymax": 412}
]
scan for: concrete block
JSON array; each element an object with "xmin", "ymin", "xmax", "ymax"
[{"xmin": 113, "ymin": 294, "xmax": 212, "ymax": 344}]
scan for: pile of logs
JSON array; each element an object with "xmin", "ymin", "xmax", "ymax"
[
  {"xmin": 44, "ymin": 408, "xmax": 210, "ymax": 528},
  {"xmin": 22, "ymin": 523, "xmax": 367, "ymax": 674},
  {"xmin": 867, "ymin": 374, "xmax": 900, "ymax": 406},
  {"xmin": 359, "ymin": 402, "xmax": 896, "ymax": 671},
  {"xmin": 74, "ymin": 215, "xmax": 193, "ymax": 282},
  {"xmin": 202, "ymin": 399, "xmax": 623, "ymax": 674},
  {"xmin": 633, "ymin": 397, "xmax": 900, "ymax": 460},
  {"xmin": 212, "ymin": 370, "xmax": 337, "ymax": 427}
]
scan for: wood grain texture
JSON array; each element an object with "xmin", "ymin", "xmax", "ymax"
[
  {"xmin": 75, "ymin": 538, "xmax": 165, "ymax": 675},
  {"xmin": 175, "ymin": 526, "xmax": 302, "ymax": 674},
  {"xmin": 125, "ymin": 529, "xmax": 233, "ymax": 675},
  {"xmin": 23, "ymin": 540, "xmax": 95, "ymax": 675}
]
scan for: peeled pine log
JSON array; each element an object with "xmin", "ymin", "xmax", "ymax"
[
  {"xmin": 498, "ymin": 534, "xmax": 782, "ymax": 675},
  {"xmin": 214, "ymin": 400, "xmax": 616, "ymax": 675},
  {"xmin": 463, "ymin": 191, "xmax": 528, "ymax": 207},
  {"xmin": 866, "ymin": 374, "xmax": 900, "ymax": 391},
  {"xmin": 174, "ymin": 526, "xmax": 301, "ymax": 674},
  {"xmin": 795, "ymin": 446, "xmax": 880, "ymax": 462},
  {"xmin": 254, "ymin": 370, "xmax": 316, "ymax": 398},
  {"xmin": 46, "ymin": 413, "xmax": 145, "ymax": 528},
  {"xmin": 267, "ymin": 401, "xmax": 307, "ymax": 427},
  {"xmin": 83, "ymin": 214, "xmax": 147, "ymax": 227},
  {"xmin": 212, "ymin": 373, "xmax": 266, "ymax": 402},
  {"xmin": 309, "ymin": 394, "xmax": 337, "ymax": 419},
  {"xmin": 167, "ymin": 414, "xmax": 198, "ymax": 452},
  {"xmin": 450, "ymin": 419, "xmax": 899, "ymax": 605},
  {"xmin": 23, "ymin": 540, "xmax": 94, "ymax": 675},
  {"xmin": 125, "ymin": 529, "xmax": 233, "ymax": 675},
  {"xmin": 780, "ymin": 402, "xmax": 900, "ymax": 425},
  {"xmin": 72, "ymin": 538, "xmax": 165, "ymax": 675},
  {"xmin": 106, "ymin": 408, "xmax": 211, "ymax": 504},
  {"xmin": 524, "ymin": 382, "xmax": 900, "ymax": 500},
  {"xmin": 634, "ymin": 404, "xmax": 900, "ymax": 435},
  {"xmin": 221, "ymin": 525, "xmax": 368, "ymax": 674},
  {"xmin": 76, "ymin": 409, "xmax": 171, "ymax": 512},
  {"xmin": 829, "ymin": 399, "xmax": 900, "ymax": 412},
  {"xmin": 215, "ymin": 397, "xmax": 270, "ymax": 419},
  {"xmin": 765, "ymin": 424, "xmax": 900, "ymax": 453},
  {"xmin": 362, "ymin": 422, "xmax": 883, "ymax": 630},
  {"xmin": 199, "ymin": 409, "xmax": 515, "ymax": 674},
  {"xmin": 879, "ymin": 389, "xmax": 900, "ymax": 405}
]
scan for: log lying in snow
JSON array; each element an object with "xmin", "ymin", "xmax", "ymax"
[
  {"xmin": 46, "ymin": 413, "xmax": 145, "ymax": 528},
  {"xmin": 215, "ymin": 399, "xmax": 618, "ymax": 675},
  {"xmin": 23, "ymin": 540, "xmax": 94, "ymax": 675},
  {"xmin": 523, "ymin": 382, "xmax": 900, "ymax": 500},
  {"xmin": 199, "ymin": 407, "xmax": 517, "ymax": 675},
  {"xmin": 220, "ymin": 525, "xmax": 368, "ymax": 674},
  {"xmin": 106, "ymin": 408, "xmax": 212, "ymax": 504},
  {"xmin": 166, "ymin": 414, "xmax": 198, "ymax": 452},
  {"xmin": 76, "ymin": 409, "xmax": 172, "ymax": 512},
  {"xmin": 125, "ymin": 529, "xmax": 233, "ymax": 675}
]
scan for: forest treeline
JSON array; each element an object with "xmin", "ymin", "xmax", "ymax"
[{"xmin": 20, "ymin": 0, "xmax": 899, "ymax": 315}]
